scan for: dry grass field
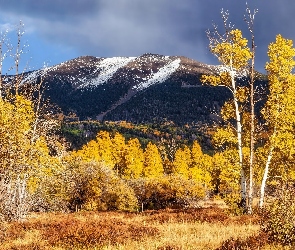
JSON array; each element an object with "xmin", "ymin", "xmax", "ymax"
[{"xmin": 0, "ymin": 201, "xmax": 289, "ymax": 250}]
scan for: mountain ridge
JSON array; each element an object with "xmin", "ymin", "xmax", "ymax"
[{"xmin": 5, "ymin": 53, "xmax": 261, "ymax": 125}]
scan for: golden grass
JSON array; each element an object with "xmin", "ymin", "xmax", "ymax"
[
  {"xmin": 0, "ymin": 206, "xmax": 265, "ymax": 250},
  {"xmin": 104, "ymin": 221, "xmax": 259, "ymax": 250}
]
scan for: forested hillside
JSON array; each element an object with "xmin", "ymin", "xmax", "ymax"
[{"xmin": 8, "ymin": 53, "xmax": 255, "ymax": 125}]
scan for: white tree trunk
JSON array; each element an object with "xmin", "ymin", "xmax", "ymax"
[
  {"xmin": 259, "ymin": 146, "xmax": 274, "ymax": 208},
  {"xmin": 248, "ymin": 41, "xmax": 256, "ymax": 214},
  {"xmin": 230, "ymin": 67, "xmax": 247, "ymax": 209},
  {"xmin": 236, "ymin": 104, "xmax": 247, "ymax": 208},
  {"xmin": 0, "ymin": 173, "xmax": 30, "ymax": 221}
]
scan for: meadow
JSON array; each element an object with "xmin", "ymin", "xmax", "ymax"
[{"xmin": 0, "ymin": 200, "xmax": 288, "ymax": 250}]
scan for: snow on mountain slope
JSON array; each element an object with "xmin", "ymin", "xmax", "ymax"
[
  {"xmin": 132, "ymin": 58, "xmax": 181, "ymax": 91},
  {"xmin": 19, "ymin": 54, "xmax": 185, "ymax": 93},
  {"xmin": 19, "ymin": 54, "xmax": 182, "ymax": 88},
  {"xmin": 4, "ymin": 53, "xmax": 248, "ymax": 124},
  {"xmin": 79, "ymin": 57, "xmax": 136, "ymax": 88},
  {"xmin": 18, "ymin": 53, "xmax": 251, "ymax": 95}
]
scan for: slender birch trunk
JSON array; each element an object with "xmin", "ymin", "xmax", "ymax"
[
  {"xmin": 234, "ymin": 95, "xmax": 247, "ymax": 208},
  {"xmin": 248, "ymin": 22, "xmax": 256, "ymax": 214},
  {"xmin": 259, "ymin": 145, "xmax": 274, "ymax": 208},
  {"xmin": 245, "ymin": 6, "xmax": 258, "ymax": 214},
  {"xmin": 248, "ymin": 38, "xmax": 256, "ymax": 214},
  {"xmin": 230, "ymin": 64, "xmax": 247, "ymax": 210},
  {"xmin": 248, "ymin": 86, "xmax": 255, "ymax": 213}
]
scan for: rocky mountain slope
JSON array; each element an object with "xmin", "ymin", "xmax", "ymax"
[{"xmin": 10, "ymin": 53, "xmax": 252, "ymax": 125}]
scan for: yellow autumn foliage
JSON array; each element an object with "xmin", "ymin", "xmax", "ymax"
[
  {"xmin": 212, "ymin": 29, "xmax": 252, "ymax": 70},
  {"xmin": 122, "ymin": 138, "xmax": 144, "ymax": 179},
  {"xmin": 143, "ymin": 142, "xmax": 164, "ymax": 178}
]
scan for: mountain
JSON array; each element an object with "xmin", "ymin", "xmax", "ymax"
[{"xmin": 12, "ymin": 53, "xmax": 252, "ymax": 125}]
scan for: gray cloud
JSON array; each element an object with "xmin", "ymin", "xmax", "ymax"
[
  {"xmin": 0, "ymin": 0, "xmax": 295, "ymax": 72},
  {"xmin": 0, "ymin": 0, "xmax": 99, "ymax": 20}
]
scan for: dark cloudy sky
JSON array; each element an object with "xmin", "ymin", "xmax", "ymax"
[{"xmin": 0, "ymin": 0, "xmax": 293, "ymax": 73}]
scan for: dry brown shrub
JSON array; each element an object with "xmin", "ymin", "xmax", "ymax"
[
  {"xmin": 216, "ymin": 231, "xmax": 268, "ymax": 250},
  {"xmin": 1, "ymin": 209, "xmax": 261, "ymax": 249},
  {"xmin": 144, "ymin": 207, "xmax": 230, "ymax": 224},
  {"xmin": 6, "ymin": 243, "xmax": 42, "ymax": 250},
  {"xmin": 5, "ymin": 212, "xmax": 159, "ymax": 248},
  {"xmin": 157, "ymin": 244, "xmax": 183, "ymax": 250},
  {"xmin": 229, "ymin": 214, "xmax": 261, "ymax": 225},
  {"xmin": 0, "ymin": 222, "xmax": 26, "ymax": 243}
]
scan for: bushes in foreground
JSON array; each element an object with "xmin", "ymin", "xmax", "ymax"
[
  {"xmin": 130, "ymin": 176, "xmax": 205, "ymax": 210},
  {"xmin": 261, "ymin": 186, "xmax": 295, "ymax": 246},
  {"xmin": 217, "ymin": 186, "xmax": 295, "ymax": 249},
  {"xmin": 64, "ymin": 162, "xmax": 139, "ymax": 212},
  {"xmin": 31, "ymin": 161, "xmax": 207, "ymax": 213},
  {"xmin": 0, "ymin": 212, "xmax": 159, "ymax": 249}
]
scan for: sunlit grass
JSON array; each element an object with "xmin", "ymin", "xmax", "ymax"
[
  {"xmin": 103, "ymin": 221, "xmax": 259, "ymax": 250},
  {"xmin": 0, "ymin": 206, "xmax": 265, "ymax": 250},
  {"xmin": 0, "ymin": 199, "xmax": 287, "ymax": 250}
]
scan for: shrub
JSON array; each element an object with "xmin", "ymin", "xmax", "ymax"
[
  {"xmin": 130, "ymin": 175, "xmax": 205, "ymax": 210},
  {"xmin": 64, "ymin": 162, "xmax": 138, "ymax": 212},
  {"xmin": 217, "ymin": 232, "xmax": 268, "ymax": 250},
  {"xmin": 261, "ymin": 185, "xmax": 295, "ymax": 246},
  {"xmin": 223, "ymin": 192, "xmax": 246, "ymax": 215},
  {"xmin": 0, "ymin": 213, "xmax": 159, "ymax": 248}
]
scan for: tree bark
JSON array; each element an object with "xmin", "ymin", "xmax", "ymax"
[
  {"xmin": 230, "ymin": 65, "xmax": 247, "ymax": 210},
  {"xmin": 259, "ymin": 146, "xmax": 274, "ymax": 208},
  {"xmin": 248, "ymin": 42, "xmax": 256, "ymax": 214}
]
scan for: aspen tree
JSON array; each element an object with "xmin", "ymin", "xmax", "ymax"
[
  {"xmin": 172, "ymin": 146, "xmax": 191, "ymax": 178},
  {"xmin": 95, "ymin": 131, "xmax": 115, "ymax": 169},
  {"xmin": 0, "ymin": 95, "xmax": 62, "ymax": 220},
  {"xmin": 73, "ymin": 140, "xmax": 100, "ymax": 163},
  {"xmin": 143, "ymin": 142, "xmax": 164, "ymax": 178},
  {"xmin": 259, "ymin": 35, "xmax": 295, "ymax": 208},
  {"xmin": 201, "ymin": 11, "xmax": 252, "ymax": 210},
  {"xmin": 123, "ymin": 138, "xmax": 144, "ymax": 179},
  {"xmin": 190, "ymin": 141, "xmax": 212, "ymax": 186},
  {"xmin": 244, "ymin": 5, "xmax": 258, "ymax": 214},
  {"xmin": 71, "ymin": 131, "xmax": 115, "ymax": 168},
  {"xmin": 111, "ymin": 132, "xmax": 126, "ymax": 175},
  {"xmin": 0, "ymin": 22, "xmax": 63, "ymax": 220}
]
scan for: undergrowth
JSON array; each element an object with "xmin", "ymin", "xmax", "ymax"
[{"xmin": 0, "ymin": 207, "xmax": 262, "ymax": 250}]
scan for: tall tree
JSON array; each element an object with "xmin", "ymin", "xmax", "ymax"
[
  {"xmin": 201, "ymin": 10, "xmax": 252, "ymax": 210},
  {"xmin": 143, "ymin": 142, "xmax": 164, "ymax": 178},
  {"xmin": 95, "ymin": 131, "xmax": 115, "ymax": 169},
  {"xmin": 111, "ymin": 132, "xmax": 126, "ymax": 175},
  {"xmin": 244, "ymin": 5, "xmax": 258, "ymax": 214},
  {"xmin": 259, "ymin": 35, "xmax": 295, "ymax": 208},
  {"xmin": 0, "ymin": 22, "xmax": 62, "ymax": 221},
  {"xmin": 122, "ymin": 138, "xmax": 144, "ymax": 179},
  {"xmin": 0, "ymin": 95, "xmax": 62, "ymax": 220},
  {"xmin": 172, "ymin": 146, "xmax": 191, "ymax": 178},
  {"xmin": 190, "ymin": 141, "xmax": 212, "ymax": 189}
]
